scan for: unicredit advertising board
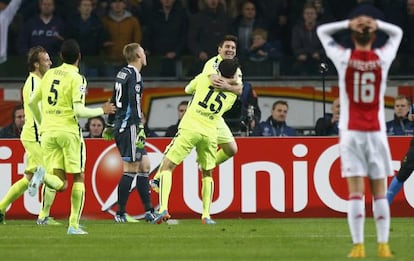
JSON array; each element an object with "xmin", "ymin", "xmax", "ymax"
[{"xmin": 1, "ymin": 137, "xmax": 413, "ymax": 220}]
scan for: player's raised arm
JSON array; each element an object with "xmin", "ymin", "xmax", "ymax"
[
  {"xmin": 376, "ymin": 19, "xmax": 403, "ymax": 58},
  {"xmin": 317, "ymin": 20, "xmax": 349, "ymax": 60}
]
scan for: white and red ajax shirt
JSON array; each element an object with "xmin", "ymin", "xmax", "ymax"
[{"xmin": 317, "ymin": 19, "xmax": 402, "ymax": 132}]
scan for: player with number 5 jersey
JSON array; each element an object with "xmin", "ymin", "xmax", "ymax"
[
  {"xmin": 317, "ymin": 15, "xmax": 402, "ymax": 258},
  {"xmin": 29, "ymin": 39, "xmax": 116, "ymax": 234}
]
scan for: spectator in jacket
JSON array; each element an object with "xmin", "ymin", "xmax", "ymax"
[
  {"xmin": 164, "ymin": 100, "xmax": 188, "ymax": 137},
  {"xmin": 67, "ymin": 0, "xmax": 110, "ymax": 77},
  {"xmin": 248, "ymin": 27, "xmax": 282, "ymax": 62},
  {"xmin": 0, "ymin": 104, "xmax": 24, "ymax": 138},
  {"xmin": 101, "ymin": 0, "xmax": 142, "ymax": 77},
  {"xmin": 187, "ymin": 0, "xmax": 232, "ymax": 76},
  {"xmin": 386, "ymin": 95, "xmax": 414, "ymax": 136},
  {"xmin": 291, "ymin": 3, "xmax": 324, "ymax": 75},
  {"xmin": 17, "ymin": 0, "xmax": 66, "ymax": 60},
  {"xmin": 315, "ymin": 98, "xmax": 339, "ymax": 136},
  {"xmin": 252, "ymin": 100, "xmax": 296, "ymax": 136},
  {"xmin": 231, "ymin": 0, "xmax": 266, "ymax": 59},
  {"xmin": 142, "ymin": 112, "xmax": 158, "ymax": 137},
  {"xmin": 143, "ymin": 0, "xmax": 188, "ymax": 76},
  {"xmin": 223, "ymin": 81, "xmax": 261, "ymax": 135}
]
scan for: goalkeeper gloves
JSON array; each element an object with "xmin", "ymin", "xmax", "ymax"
[
  {"xmin": 136, "ymin": 123, "xmax": 146, "ymax": 149},
  {"xmin": 102, "ymin": 124, "xmax": 114, "ymax": 140}
]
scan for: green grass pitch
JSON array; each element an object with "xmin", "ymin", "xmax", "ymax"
[{"xmin": 1, "ymin": 218, "xmax": 413, "ymax": 260}]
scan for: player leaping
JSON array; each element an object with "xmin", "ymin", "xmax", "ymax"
[{"xmin": 151, "ymin": 59, "xmax": 240, "ymax": 225}]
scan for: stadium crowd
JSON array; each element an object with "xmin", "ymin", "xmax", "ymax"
[{"xmin": 1, "ymin": 0, "xmax": 414, "ymax": 77}]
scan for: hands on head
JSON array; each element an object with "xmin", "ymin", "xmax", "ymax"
[{"xmin": 350, "ymin": 15, "xmax": 378, "ymax": 33}]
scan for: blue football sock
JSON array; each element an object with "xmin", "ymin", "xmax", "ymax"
[{"xmin": 387, "ymin": 176, "xmax": 404, "ymax": 204}]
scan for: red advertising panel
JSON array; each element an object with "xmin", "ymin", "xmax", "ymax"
[{"xmin": 0, "ymin": 137, "xmax": 413, "ymax": 220}]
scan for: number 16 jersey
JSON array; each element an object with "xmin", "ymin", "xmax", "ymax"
[{"xmin": 318, "ymin": 20, "xmax": 402, "ymax": 132}]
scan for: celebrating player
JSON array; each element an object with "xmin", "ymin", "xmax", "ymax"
[
  {"xmin": 150, "ymin": 35, "xmax": 242, "ymax": 224},
  {"xmin": 151, "ymin": 59, "xmax": 240, "ymax": 224},
  {"xmin": 0, "ymin": 46, "xmax": 52, "ymax": 224},
  {"xmin": 28, "ymin": 39, "xmax": 115, "ymax": 234}
]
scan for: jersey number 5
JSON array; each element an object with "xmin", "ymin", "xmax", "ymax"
[
  {"xmin": 353, "ymin": 71, "xmax": 375, "ymax": 103},
  {"xmin": 48, "ymin": 79, "xmax": 59, "ymax": 106}
]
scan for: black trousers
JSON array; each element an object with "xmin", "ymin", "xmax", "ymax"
[{"xmin": 397, "ymin": 138, "xmax": 414, "ymax": 182}]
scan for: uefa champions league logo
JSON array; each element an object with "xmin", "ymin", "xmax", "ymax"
[{"xmin": 91, "ymin": 142, "xmax": 164, "ymax": 219}]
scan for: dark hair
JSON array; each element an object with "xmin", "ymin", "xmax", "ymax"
[
  {"xmin": 12, "ymin": 104, "xmax": 24, "ymax": 118},
  {"xmin": 178, "ymin": 100, "xmax": 189, "ymax": 109},
  {"xmin": 352, "ymin": 27, "xmax": 374, "ymax": 46},
  {"xmin": 218, "ymin": 35, "xmax": 238, "ymax": 47},
  {"xmin": 272, "ymin": 100, "xmax": 288, "ymax": 110},
  {"xmin": 218, "ymin": 59, "xmax": 239, "ymax": 78},
  {"xmin": 60, "ymin": 39, "xmax": 80, "ymax": 64},
  {"xmin": 27, "ymin": 46, "xmax": 46, "ymax": 72},
  {"xmin": 84, "ymin": 116, "xmax": 105, "ymax": 131}
]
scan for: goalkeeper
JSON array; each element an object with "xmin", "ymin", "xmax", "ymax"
[{"xmin": 103, "ymin": 43, "xmax": 156, "ymax": 223}]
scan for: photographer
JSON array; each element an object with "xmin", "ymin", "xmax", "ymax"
[{"xmin": 222, "ymin": 81, "xmax": 261, "ymax": 136}]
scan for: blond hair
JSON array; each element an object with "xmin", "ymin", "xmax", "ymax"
[
  {"xmin": 252, "ymin": 28, "xmax": 268, "ymax": 41},
  {"xmin": 123, "ymin": 43, "xmax": 140, "ymax": 63}
]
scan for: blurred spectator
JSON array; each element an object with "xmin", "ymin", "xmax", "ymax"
[
  {"xmin": 180, "ymin": 0, "xmax": 201, "ymax": 15},
  {"xmin": 311, "ymin": 0, "xmax": 334, "ymax": 23},
  {"xmin": 220, "ymin": 0, "xmax": 241, "ymax": 18},
  {"xmin": 231, "ymin": 0, "xmax": 266, "ymax": 59},
  {"xmin": 165, "ymin": 100, "xmax": 188, "ymax": 137},
  {"xmin": 17, "ymin": 0, "xmax": 66, "ymax": 60},
  {"xmin": 248, "ymin": 28, "xmax": 282, "ymax": 62},
  {"xmin": 128, "ymin": 0, "xmax": 153, "ymax": 25},
  {"xmin": 315, "ymin": 98, "xmax": 339, "ymax": 136},
  {"xmin": 67, "ymin": 0, "xmax": 110, "ymax": 77},
  {"xmin": 386, "ymin": 95, "xmax": 414, "ymax": 136},
  {"xmin": 223, "ymin": 81, "xmax": 261, "ymax": 136},
  {"xmin": 143, "ymin": 0, "xmax": 188, "ymax": 76},
  {"xmin": 348, "ymin": 0, "xmax": 384, "ymax": 20},
  {"xmin": 0, "ymin": 104, "xmax": 24, "ymax": 138},
  {"xmin": 101, "ymin": 0, "xmax": 142, "ymax": 77},
  {"xmin": 141, "ymin": 112, "xmax": 158, "ymax": 137},
  {"xmin": 94, "ymin": 0, "xmax": 110, "ymax": 17},
  {"xmin": 324, "ymin": 0, "xmax": 356, "ymax": 20},
  {"xmin": 187, "ymin": 0, "xmax": 232, "ymax": 75},
  {"xmin": 0, "ymin": 0, "xmax": 23, "ymax": 62},
  {"xmin": 291, "ymin": 3, "xmax": 324, "ymax": 75},
  {"xmin": 385, "ymin": 0, "xmax": 406, "ymax": 27},
  {"xmin": 252, "ymin": 100, "xmax": 296, "ymax": 136},
  {"xmin": 253, "ymin": 0, "xmax": 288, "ymax": 33},
  {"xmin": 253, "ymin": 0, "xmax": 289, "ymax": 50},
  {"xmin": 396, "ymin": 0, "xmax": 414, "ymax": 74},
  {"xmin": 84, "ymin": 115, "xmax": 105, "ymax": 138}
]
